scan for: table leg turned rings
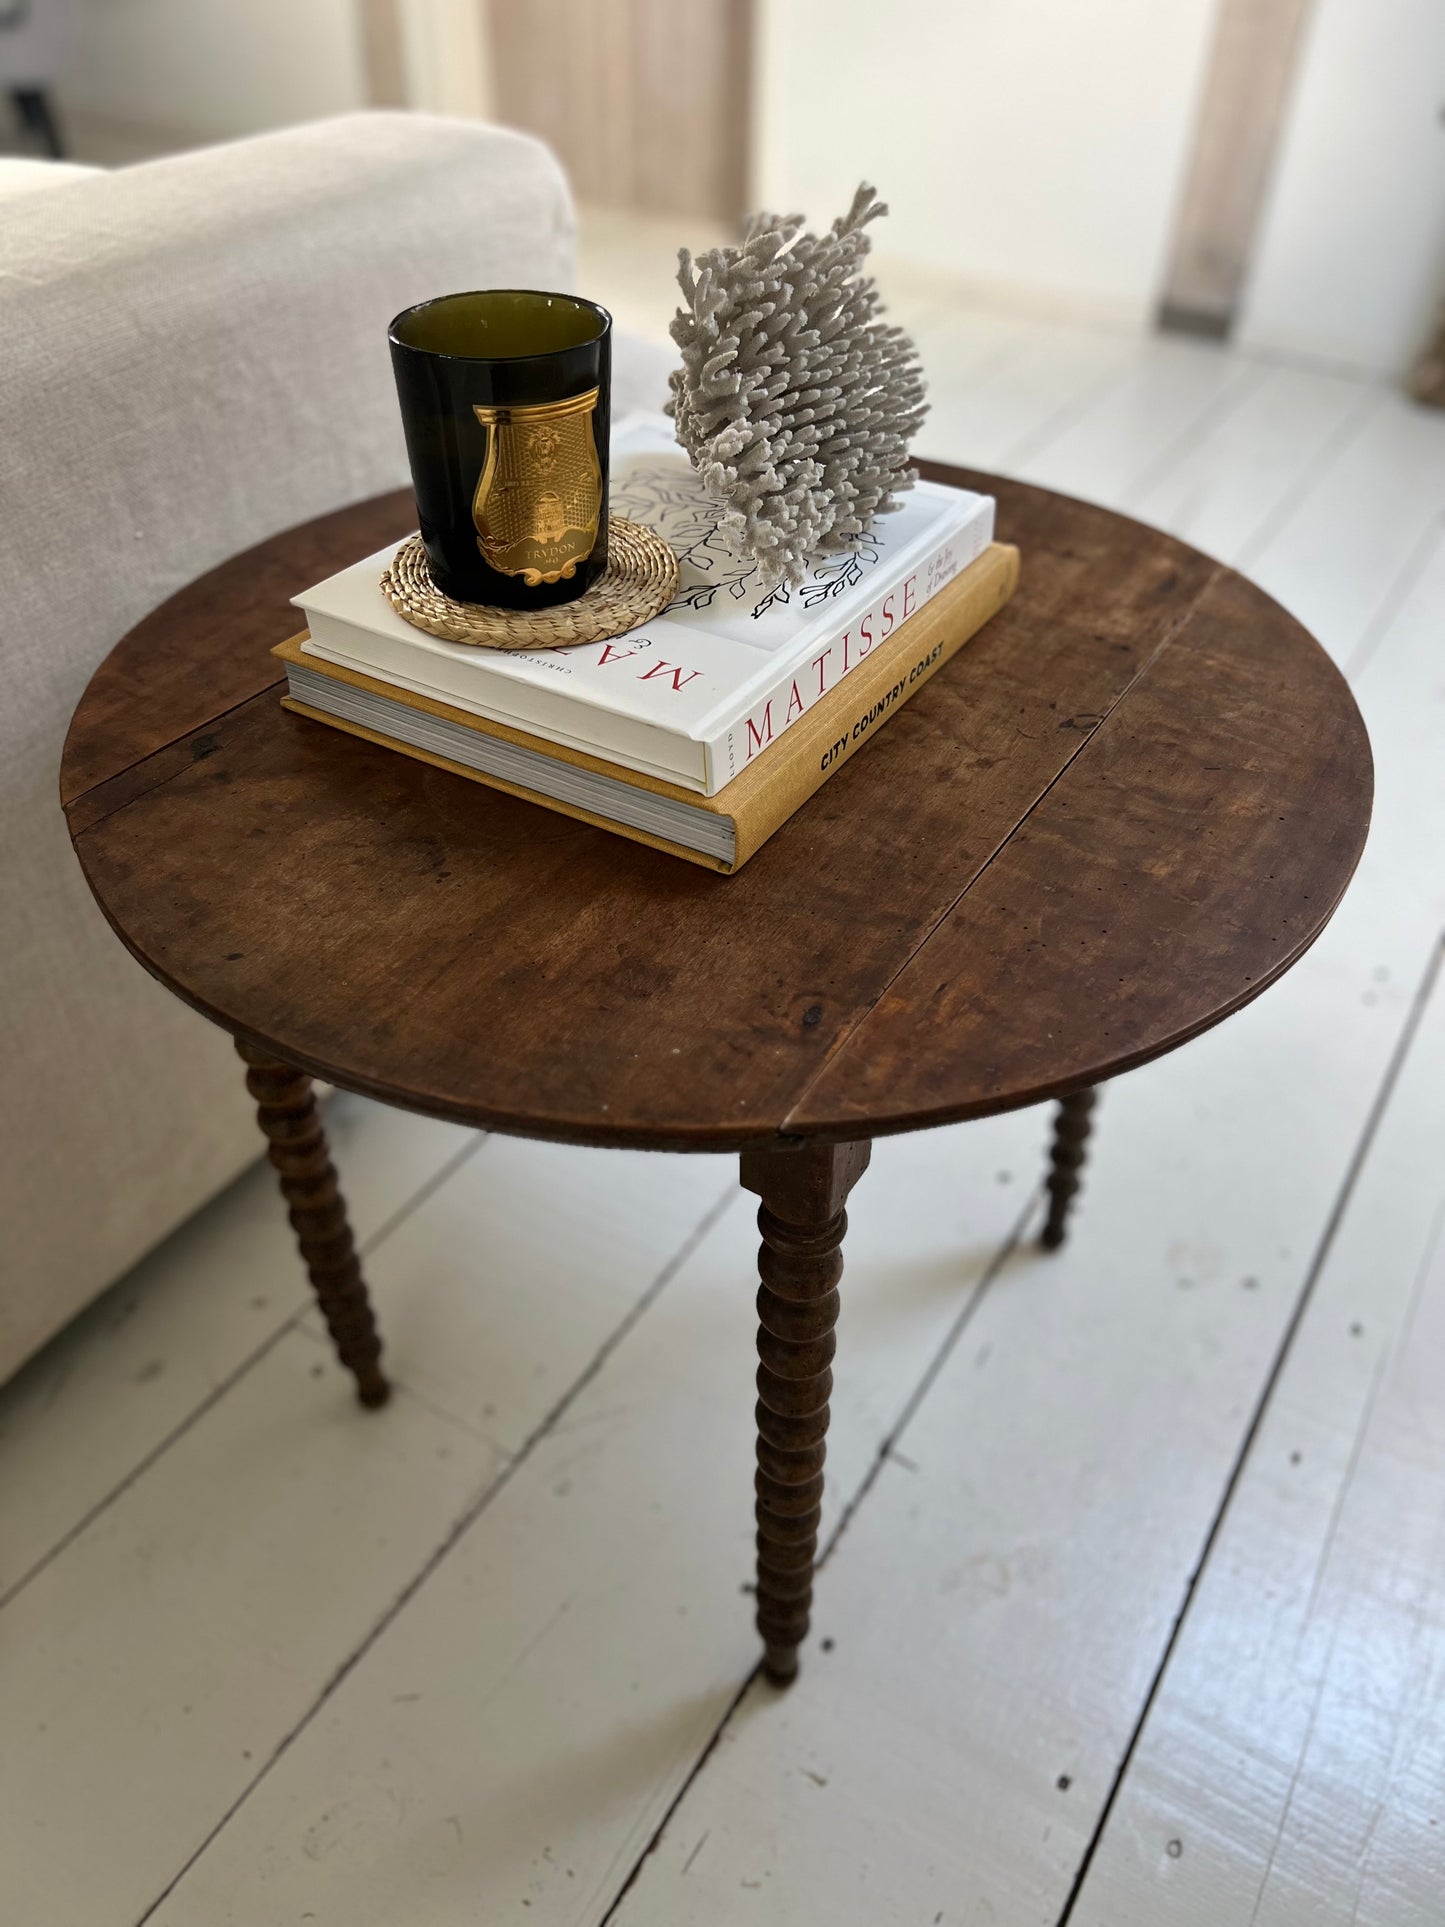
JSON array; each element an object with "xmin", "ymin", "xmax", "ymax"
[
  {"xmin": 740, "ymin": 1139, "xmax": 872, "ymax": 1684},
  {"xmin": 235, "ymin": 1039, "xmax": 390, "ymax": 1409},
  {"xmin": 1042, "ymin": 1087, "xmax": 1099, "ymax": 1252}
]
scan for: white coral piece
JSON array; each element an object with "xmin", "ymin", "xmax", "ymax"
[{"xmin": 666, "ymin": 183, "xmax": 927, "ymax": 591}]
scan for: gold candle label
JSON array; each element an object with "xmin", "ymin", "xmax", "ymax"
[{"xmin": 471, "ymin": 388, "xmax": 602, "ymax": 586}]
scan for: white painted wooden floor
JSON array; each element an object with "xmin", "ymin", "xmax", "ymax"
[{"xmin": 7, "ymin": 214, "xmax": 1445, "ymax": 1926}]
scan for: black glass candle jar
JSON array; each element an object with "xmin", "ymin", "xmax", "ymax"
[{"xmin": 388, "ymin": 290, "xmax": 612, "ymax": 609}]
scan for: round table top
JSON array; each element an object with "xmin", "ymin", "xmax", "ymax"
[{"xmin": 62, "ymin": 463, "xmax": 1372, "ymax": 1153}]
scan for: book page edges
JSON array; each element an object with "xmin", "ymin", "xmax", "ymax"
[{"xmin": 278, "ymin": 696, "xmax": 733, "ymax": 874}]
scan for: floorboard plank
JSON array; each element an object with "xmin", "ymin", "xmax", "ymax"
[
  {"xmin": 1242, "ymin": 391, "xmax": 1445, "ymax": 668},
  {"xmin": 0, "ymin": 1094, "xmax": 474, "ymax": 1600},
  {"xmin": 0, "ymin": 1334, "xmax": 499, "ymax": 1927},
  {"xmin": 137, "ymin": 1112, "xmax": 1050, "ymax": 1925},
  {"xmin": 1008, "ymin": 336, "xmax": 1259, "ymax": 508},
  {"xmin": 915, "ymin": 315, "xmax": 1142, "ymax": 474},
  {"xmin": 1125, "ymin": 363, "xmax": 1370, "ymax": 565},
  {"xmin": 297, "ymin": 1136, "xmax": 736, "ymax": 1449},
  {"xmin": 0, "ymin": 1140, "xmax": 733, "ymax": 1924},
  {"xmin": 1069, "ymin": 942, "xmax": 1445, "ymax": 1927}
]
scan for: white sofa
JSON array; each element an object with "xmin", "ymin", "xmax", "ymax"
[{"xmin": 0, "ymin": 112, "xmax": 670, "ymax": 1381}]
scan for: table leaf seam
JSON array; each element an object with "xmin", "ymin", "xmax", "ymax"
[{"xmin": 778, "ymin": 560, "xmax": 1228, "ymax": 1133}]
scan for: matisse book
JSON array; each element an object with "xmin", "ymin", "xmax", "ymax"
[{"xmin": 291, "ymin": 414, "xmax": 994, "ymax": 797}]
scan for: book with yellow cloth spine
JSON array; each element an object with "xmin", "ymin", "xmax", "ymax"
[{"xmin": 275, "ymin": 541, "xmax": 1019, "ymax": 875}]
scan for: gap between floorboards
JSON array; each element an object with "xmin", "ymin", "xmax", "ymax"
[
  {"xmin": 0, "ymin": 1129, "xmax": 487, "ymax": 1614},
  {"xmin": 133, "ymin": 1174, "xmax": 741, "ymax": 1926},
  {"xmin": 597, "ymin": 1179, "xmax": 1047, "ymax": 1927},
  {"xmin": 1052, "ymin": 930, "xmax": 1445, "ymax": 1927}
]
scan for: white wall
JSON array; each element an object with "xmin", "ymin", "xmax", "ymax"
[
  {"xmin": 63, "ymin": 0, "xmax": 368, "ymax": 143},
  {"xmin": 1236, "ymin": 0, "xmax": 1445, "ymax": 376},
  {"xmin": 752, "ymin": 0, "xmax": 1219, "ymax": 323}
]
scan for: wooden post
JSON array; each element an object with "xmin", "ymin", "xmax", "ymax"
[
  {"xmin": 1156, "ymin": 0, "xmax": 1314, "ymax": 337},
  {"xmin": 236, "ymin": 1039, "xmax": 389, "ymax": 1407},
  {"xmin": 1041, "ymin": 1087, "xmax": 1099, "ymax": 1251},
  {"xmin": 739, "ymin": 1137, "xmax": 871, "ymax": 1683}
]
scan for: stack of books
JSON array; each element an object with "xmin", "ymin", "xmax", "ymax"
[{"xmin": 281, "ymin": 417, "xmax": 1019, "ymax": 874}]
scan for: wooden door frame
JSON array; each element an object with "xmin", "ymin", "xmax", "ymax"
[
  {"xmin": 358, "ymin": 0, "xmax": 492, "ymax": 119},
  {"xmin": 1158, "ymin": 0, "xmax": 1317, "ymax": 338}
]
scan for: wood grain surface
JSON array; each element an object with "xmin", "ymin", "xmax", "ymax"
[{"xmin": 60, "ymin": 465, "xmax": 1372, "ymax": 1150}]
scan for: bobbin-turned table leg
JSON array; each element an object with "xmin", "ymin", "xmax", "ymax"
[
  {"xmin": 1041, "ymin": 1086, "xmax": 1099, "ymax": 1251},
  {"xmin": 235, "ymin": 1039, "xmax": 389, "ymax": 1408},
  {"xmin": 740, "ymin": 1137, "xmax": 872, "ymax": 1684}
]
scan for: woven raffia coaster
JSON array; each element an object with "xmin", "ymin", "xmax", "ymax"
[{"xmin": 380, "ymin": 517, "xmax": 679, "ymax": 650}]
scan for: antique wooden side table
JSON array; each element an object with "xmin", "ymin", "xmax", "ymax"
[{"xmin": 61, "ymin": 464, "xmax": 1372, "ymax": 1684}]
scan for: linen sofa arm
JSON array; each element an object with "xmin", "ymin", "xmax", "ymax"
[
  {"xmin": 0, "ymin": 113, "xmax": 584, "ymax": 1376},
  {"xmin": 2, "ymin": 110, "xmax": 577, "ymax": 728}
]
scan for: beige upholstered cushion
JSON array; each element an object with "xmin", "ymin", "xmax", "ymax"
[
  {"xmin": 0, "ymin": 111, "xmax": 670, "ymax": 1379},
  {"xmin": 0, "ymin": 158, "xmax": 98, "ymax": 199}
]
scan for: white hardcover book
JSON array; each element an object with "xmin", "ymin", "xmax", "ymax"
[{"xmin": 294, "ymin": 414, "xmax": 993, "ymax": 797}]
